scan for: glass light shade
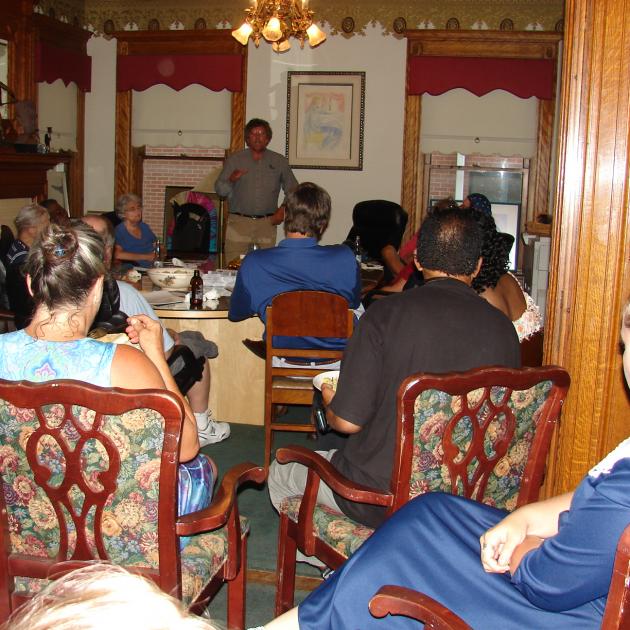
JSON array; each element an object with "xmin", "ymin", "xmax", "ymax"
[
  {"xmin": 272, "ymin": 39, "xmax": 292, "ymax": 52},
  {"xmin": 306, "ymin": 22, "xmax": 326, "ymax": 47},
  {"xmin": 262, "ymin": 17, "xmax": 282, "ymax": 41},
  {"xmin": 232, "ymin": 22, "xmax": 253, "ymax": 45}
]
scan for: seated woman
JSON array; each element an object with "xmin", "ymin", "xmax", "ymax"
[
  {"xmin": 0, "ymin": 222, "xmax": 213, "ymax": 525},
  {"xmin": 264, "ymin": 302, "xmax": 630, "ymax": 629},
  {"xmin": 114, "ymin": 193, "xmax": 158, "ymax": 268},
  {"xmin": 472, "ymin": 209, "xmax": 542, "ymax": 341}
]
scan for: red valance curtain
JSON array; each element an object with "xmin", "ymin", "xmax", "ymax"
[
  {"xmin": 117, "ymin": 54, "xmax": 243, "ymax": 92},
  {"xmin": 36, "ymin": 42, "xmax": 92, "ymax": 92},
  {"xmin": 408, "ymin": 56, "xmax": 555, "ymax": 99}
]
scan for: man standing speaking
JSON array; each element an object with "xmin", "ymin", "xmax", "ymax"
[{"xmin": 216, "ymin": 118, "xmax": 298, "ymax": 263}]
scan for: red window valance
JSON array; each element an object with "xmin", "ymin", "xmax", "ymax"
[
  {"xmin": 117, "ymin": 54, "xmax": 243, "ymax": 92},
  {"xmin": 36, "ymin": 42, "xmax": 92, "ymax": 92},
  {"xmin": 408, "ymin": 56, "xmax": 555, "ymax": 99}
]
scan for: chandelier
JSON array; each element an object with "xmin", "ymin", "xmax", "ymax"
[{"xmin": 232, "ymin": 0, "xmax": 327, "ymax": 53}]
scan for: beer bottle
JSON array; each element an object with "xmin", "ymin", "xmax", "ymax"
[{"xmin": 190, "ymin": 269, "xmax": 203, "ymax": 309}]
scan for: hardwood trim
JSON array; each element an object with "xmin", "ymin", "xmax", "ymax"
[
  {"xmin": 114, "ymin": 88, "xmax": 133, "ymax": 199},
  {"xmin": 531, "ymin": 98, "xmax": 556, "ymax": 220},
  {"xmin": 111, "ymin": 29, "xmax": 244, "ymax": 55},
  {"xmin": 543, "ymin": 0, "xmax": 630, "ymax": 495},
  {"xmin": 405, "ymin": 30, "xmax": 561, "ymax": 60},
  {"xmin": 400, "ymin": 91, "xmax": 421, "ymax": 234},
  {"xmin": 68, "ymin": 88, "xmax": 85, "ymax": 217}
]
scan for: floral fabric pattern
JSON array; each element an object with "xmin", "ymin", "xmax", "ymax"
[
  {"xmin": 409, "ymin": 381, "xmax": 552, "ymax": 510},
  {"xmin": 281, "ymin": 497, "xmax": 373, "ymax": 559},
  {"xmin": 0, "ymin": 399, "xmax": 238, "ymax": 604},
  {"xmin": 280, "ymin": 380, "xmax": 552, "ymax": 560}
]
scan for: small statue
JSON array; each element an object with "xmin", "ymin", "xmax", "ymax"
[{"xmin": 44, "ymin": 126, "xmax": 52, "ymax": 153}]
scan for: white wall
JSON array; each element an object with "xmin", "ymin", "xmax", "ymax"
[
  {"xmin": 37, "ymin": 80, "xmax": 78, "ymax": 151},
  {"xmin": 421, "ymin": 88, "xmax": 539, "ymax": 157},
  {"xmin": 246, "ymin": 24, "xmax": 406, "ymax": 245},
  {"xmin": 132, "ymin": 84, "xmax": 231, "ymax": 147},
  {"xmin": 84, "ymin": 36, "xmax": 117, "ymax": 213}
]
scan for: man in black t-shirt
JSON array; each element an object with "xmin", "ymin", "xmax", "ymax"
[{"xmin": 268, "ymin": 207, "xmax": 520, "ymax": 536}]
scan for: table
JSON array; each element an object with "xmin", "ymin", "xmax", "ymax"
[{"xmin": 154, "ymin": 297, "xmax": 265, "ymax": 426}]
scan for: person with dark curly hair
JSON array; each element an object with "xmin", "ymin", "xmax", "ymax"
[{"xmin": 471, "ymin": 209, "xmax": 543, "ymax": 341}]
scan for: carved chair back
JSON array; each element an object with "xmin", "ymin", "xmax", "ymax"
[
  {"xmin": 391, "ymin": 366, "xmax": 571, "ymax": 514},
  {"xmin": 0, "ymin": 378, "xmax": 185, "ymax": 619}
]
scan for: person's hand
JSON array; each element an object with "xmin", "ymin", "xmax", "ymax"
[
  {"xmin": 480, "ymin": 514, "xmax": 529, "ymax": 573},
  {"xmin": 126, "ymin": 314, "xmax": 165, "ymax": 362},
  {"xmin": 321, "ymin": 383, "xmax": 335, "ymax": 406},
  {"xmin": 229, "ymin": 168, "xmax": 248, "ymax": 183},
  {"xmin": 138, "ymin": 251, "xmax": 156, "ymax": 262},
  {"xmin": 270, "ymin": 206, "xmax": 285, "ymax": 226}
]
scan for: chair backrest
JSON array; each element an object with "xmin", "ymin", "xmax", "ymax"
[
  {"xmin": 389, "ymin": 366, "xmax": 570, "ymax": 514},
  {"xmin": 350, "ymin": 200, "xmax": 408, "ymax": 261},
  {"xmin": 602, "ymin": 523, "xmax": 630, "ymax": 629},
  {"xmin": 265, "ymin": 290, "xmax": 354, "ymax": 372},
  {"xmin": 0, "ymin": 379, "xmax": 185, "ymax": 618}
]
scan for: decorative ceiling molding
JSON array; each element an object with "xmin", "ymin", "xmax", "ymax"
[{"xmin": 38, "ymin": 0, "xmax": 564, "ymax": 36}]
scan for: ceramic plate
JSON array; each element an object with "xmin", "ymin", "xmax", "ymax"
[{"xmin": 313, "ymin": 370, "xmax": 340, "ymax": 391}]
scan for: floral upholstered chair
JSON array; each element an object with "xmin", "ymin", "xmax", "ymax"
[
  {"xmin": 0, "ymin": 379, "xmax": 265, "ymax": 629},
  {"xmin": 274, "ymin": 366, "xmax": 570, "ymax": 615}
]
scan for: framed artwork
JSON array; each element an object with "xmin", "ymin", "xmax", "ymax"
[{"xmin": 285, "ymin": 71, "xmax": 365, "ymax": 170}]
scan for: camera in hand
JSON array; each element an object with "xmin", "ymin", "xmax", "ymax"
[{"xmin": 312, "ymin": 387, "xmax": 330, "ymax": 434}]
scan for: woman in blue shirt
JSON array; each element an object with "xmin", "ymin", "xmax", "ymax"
[{"xmin": 113, "ymin": 193, "xmax": 157, "ymax": 268}]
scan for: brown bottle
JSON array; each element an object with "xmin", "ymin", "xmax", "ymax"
[{"xmin": 190, "ymin": 269, "xmax": 203, "ymax": 309}]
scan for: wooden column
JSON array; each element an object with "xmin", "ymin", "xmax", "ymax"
[
  {"xmin": 400, "ymin": 91, "xmax": 421, "ymax": 234},
  {"xmin": 543, "ymin": 0, "xmax": 630, "ymax": 495}
]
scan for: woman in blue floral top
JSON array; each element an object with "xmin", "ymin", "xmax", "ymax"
[{"xmin": 0, "ymin": 221, "xmax": 213, "ymax": 521}]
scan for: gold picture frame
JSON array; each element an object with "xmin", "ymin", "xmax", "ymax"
[{"xmin": 285, "ymin": 71, "xmax": 365, "ymax": 170}]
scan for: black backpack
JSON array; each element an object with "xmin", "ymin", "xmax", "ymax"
[{"xmin": 171, "ymin": 202, "xmax": 211, "ymax": 253}]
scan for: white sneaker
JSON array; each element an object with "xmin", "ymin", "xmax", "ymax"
[{"xmin": 197, "ymin": 412, "xmax": 231, "ymax": 447}]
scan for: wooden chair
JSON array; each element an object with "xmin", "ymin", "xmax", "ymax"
[
  {"xmin": 274, "ymin": 366, "xmax": 570, "ymax": 614},
  {"xmin": 369, "ymin": 521, "xmax": 630, "ymax": 629},
  {"xmin": 0, "ymin": 379, "xmax": 266, "ymax": 629},
  {"xmin": 263, "ymin": 290, "xmax": 354, "ymax": 469},
  {"xmin": 602, "ymin": 522, "xmax": 630, "ymax": 629},
  {"xmin": 369, "ymin": 585, "xmax": 471, "ymax": 629}
]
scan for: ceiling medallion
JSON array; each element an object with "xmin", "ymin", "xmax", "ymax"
[
  {"xmin": 341, "ymin": 16, "xmax": 355, "ymax": 34},
  {"xmin": 232, "ymin": 0, "xmax": 326, "ymax": 53},
  {"xmin": 392, "ymin": 17, "xmax": 407, "ymax": 34}
]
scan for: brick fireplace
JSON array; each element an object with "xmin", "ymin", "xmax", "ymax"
[{"xmin": 140, "ymin": 145, "xmax": 225, "ymax": 242}]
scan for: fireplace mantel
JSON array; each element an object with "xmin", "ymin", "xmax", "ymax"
[{"xmin": 0, "ymin": 151, "xmax": 74, "ymax": 202}]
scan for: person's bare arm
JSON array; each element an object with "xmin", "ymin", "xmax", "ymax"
[
  {"xmin": 116, "ymin": 315, "xmax": 200, "ymax": 461},
  {"xmin": 321, "ymin": 383, "xmax": 362, "ymax": 434},
  {"xmin": 270, "ymin": 205, "xmax": 285, "ymax": 226},
  {"xmin": 480, "ymin": 492, "xmax": 574, "ymax": 573},
  {"xmin": 380, "ymin": 244, "xmax": 405, "ymax": 277},
  {"xmin": 114, "ymin": 244, "xmax": 155, "ymax": 264}
]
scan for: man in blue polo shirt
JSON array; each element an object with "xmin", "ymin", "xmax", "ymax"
[{"xmin": 228, "ymin": 182, "xmax": 361, "ymax": 349}]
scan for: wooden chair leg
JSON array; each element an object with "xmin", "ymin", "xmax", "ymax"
[
  {"xmin": 264, "ymin": 399, "xmax": 275, "ymax": 471},
  {"xmin": 275, "ymin": 512, "xmax": 298, "ymax": 616},
  {"xmin": 226, "ymin": 534, "xmax": 247, "ymax": 630}
]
